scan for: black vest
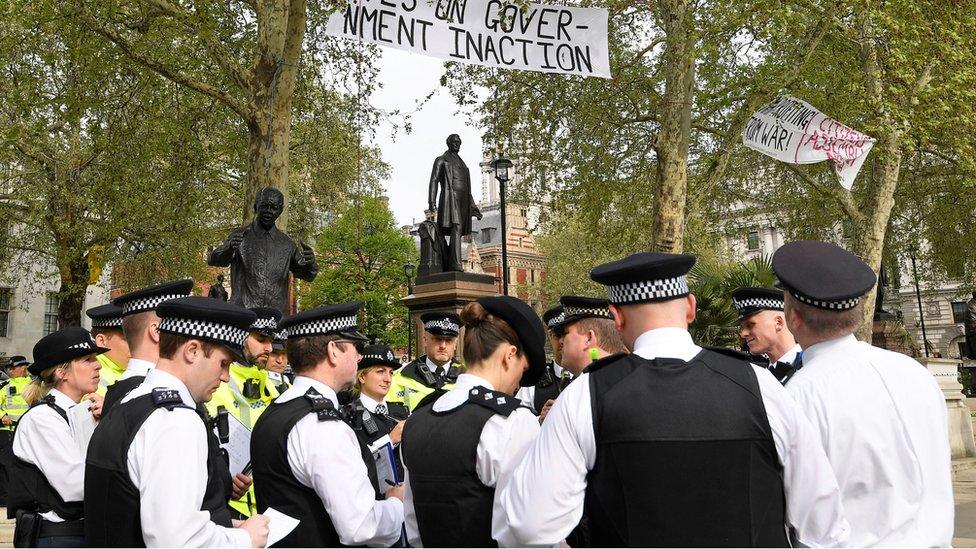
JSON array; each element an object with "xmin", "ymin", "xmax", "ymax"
[
  {"xmin": 348, "ymin": 400, "xmax": 409, "ymax": 481},
  {"xmin": 402, "ymin": 386, "xmax": 522, "ymax": 547},
  {"xmin": 400, "ymin": 357, "xmax": 462, "ymax": 389},
  {"xmin": 84, "ymin": 388, "xmax": 233, "ymax": 547},
  {"xmin": 533, "ymin": 362, "xmax": 572, "ymax": 413},
  {"xmin": 101, "ymin": 375, "xmax": 144, "ymax": 417},
  {"xmin": 584, "ymin": 350, "xmax": 788, "ymax": 547},
  {"xmin": 251, "ymin": 389, "xmax": 351, "ymax": 547},
  {"xmin": 6, "ymin": 397, "xmax": 84, "ymax": 521}
]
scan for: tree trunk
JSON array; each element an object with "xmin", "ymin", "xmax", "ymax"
[
  {"xmin": 651, "ymin": 0, "xmax": 695, "ymax": 253},
  {"xmin": 56, "ymin": 249, "xmax": 91, "ymax": 328}
]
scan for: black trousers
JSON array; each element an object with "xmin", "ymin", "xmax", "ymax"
[{"xmin": 0, "ymin": 429, "xmax": 14, "ymax": 505}]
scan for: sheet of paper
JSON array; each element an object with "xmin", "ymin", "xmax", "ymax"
[
  {"xmin": 71, "ymin": 400, "xmax": 97, "ymax": 455},
  {"xmin": 372, "ymin": 442, "xmax": 399, "ymax": 487},
  {"xmin": 219, "ymin": 412, "xmax": 252, "ymax": 476},
  {"xmin": 263, "ymin": 507, "xmax": 300, "ymax": 547}
]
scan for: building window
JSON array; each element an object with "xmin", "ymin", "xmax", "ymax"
[
  {"xmin": 44, "ymin": 292, "xmax": 60, "ymax": 335},
  {"xmin": 747, "ymin": 230, "xmax": 760, "ymax": 251},
  {"xmin": 481, "ymin": 227, "xmax": 494, "ymax": 244},
  {"xmin": 952, "ymin": 301, "xmax": 968, "ymax": 324},
  {"xmin": 0, "ymin": 288, "xmax": 10, "ymax": 338}
]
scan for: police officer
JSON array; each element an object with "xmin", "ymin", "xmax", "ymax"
[
  {"xmin": 516, "ymin": 305, "xmax": 569, "ymax": 416},
  {"xmin": 85, "ymin": 296, "xmax": 268, "ymax": 547},
  {"xmin": 0, "ymin": 356, "xmax": 31, "ymax": 505},
  {"xmin": 250, "ymin": 302, "xmax": 404, "ymax": 547},
  {"xmin": 266, "ymin": 329, "xmax": 292, "ymax": 391},
  {"xmin": 401, "ymin": 296, "xmax": 544, "ymax": 546},
  {"xmin": 389, "ymin": 311, "xmax": 463, "ymax": 411},
  {"xmin": 7, "ymin": 328, "xmax": 105, "ymax": 547},
  {"xmin": 86, "ymin": 303, "xmax": 131, "ymax": 396},
  {"xmin": 207, "ymin": 306, "xmax": 282, "ymax": 518},
  {"xmin": 350, "ymin": 344, "xmax": 410, "ymax": 478},
  {"xmin": 499, "ymin": 252, "xmax": 850, "ymax": 547},
  {"xmin": 773, "ymin": 241, "xmax": 954, "ymax": 545},
  {"xmin": 558, "ymin": 295, "xmax": 628, "ymax": 375},
  {"xmin": 732, "ymin": 287, "xmax": 801, "ymax": 384},
  {"xmin": 102, "ymin": 279, "xmax": 194, "ymax": 414}
]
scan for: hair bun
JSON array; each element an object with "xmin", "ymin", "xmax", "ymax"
[{"xmin": 460, "ymin": 301, "xmax": 490, "ymax": 327}]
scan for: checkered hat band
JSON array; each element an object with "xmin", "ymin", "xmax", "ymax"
[
  {"xmin": 732, "ymin": 297, "xmax": 783, "ymax": 312},
  {"xmin": 607, "ymin": 276, "xmax": 689, "ymax": 304},
  {"xmin": 121, "ymin": 293, "xmax": 186, "ymax": 315},
  {"xmin": 91, "ymin": 317, "xmax": 123, "ymax": 329},
  {"xmin": 789, "ymin": 291, "xmax": 860, "ymax": 311},
  {"xmin": 564, "ymin": 306, "xmax": 612, "ymax": 319},
  {"xmin": 158, "ymin": 317, "xmax": 248, "ymax": 348},
  {"xmin": 425, "ymin": 319, "xmax": 459, "ymax": 333},
  {"xmin": 287, "ymin": 315, "xmax": 358, "ymax": 337},
  {"xmin": 251, "ymin": 317, "xmax": 278, "ymax": 331},
  {"xmin": 546, "ymin": 312, "xmax": 566, "ymax": 328}
]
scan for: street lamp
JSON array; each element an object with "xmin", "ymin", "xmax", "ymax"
[
  {"xmin": 403, "ymin": 261, "xmax": 415, "ymax": 359},
  {"xmin": 491, "ymin": 154, "xmax": 513, "ymax": 296}
]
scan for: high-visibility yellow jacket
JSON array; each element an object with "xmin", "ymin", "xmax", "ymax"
[
  {"xmin": 0, "ymin": 376, "xmax": 31, "ymax": 432},
  {"xmin": 387, "ymin": 356, "xmax": 463, "ymax": 412},
  {"xmin": 95, "ymin": 354, "xmax": 126, "ymax": 397},
  {"xmin": 205, "ymin": 362, "xmax": 280, "ymax": 517}
]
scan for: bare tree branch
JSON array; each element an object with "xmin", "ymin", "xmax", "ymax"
[{"xmin": 784, "ymin": 164, "xmax": 866, "ymax": 225}]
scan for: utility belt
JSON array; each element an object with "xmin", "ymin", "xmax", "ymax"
[{"xmin": 13, "ymin": 510, "xmax": 84, "ymax": 547}]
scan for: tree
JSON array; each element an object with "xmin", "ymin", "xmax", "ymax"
[
  {"xmin": 74, "ymin": 0, "xmax": 383, "ymax": 222},
  {"xmin": 688, "ymin": 255, "xmax": 775, "ymax": 347},
  {"xmin": 302, "ymin": 196, "xmax": 416, "ymax": 348}
]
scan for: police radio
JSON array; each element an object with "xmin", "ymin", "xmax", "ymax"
[
  {"xmin": 215, "ymin": 406, "xmax": 230, "ymax": 444},
  {"xmin": 242, "ymin": 379, "xmax": 260, "ymax": 400}
]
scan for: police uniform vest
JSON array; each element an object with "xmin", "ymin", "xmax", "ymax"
[
  {"xmin": 84, "ymin": 389, "xmax": 233, "ymax": 547},
  {"xmin": 0, "ymin": 377, "xmax": 31, "ymax": 431},
  {"xmin": 532, "ymin": 362, "xmax": 571, "ymax": 412},
  {"xmin": 347, "ymin": 400, "xmax": 409, "ymax": 480},
  {"xmin": 251, "ymin": 389, "xmax": 352, "ymax": 547},
  {"xmin": 101, "ymin": 376, "xmax": 144, "ymax": 417},
  {"xmin": 584, "ymin": 350, "xmax": 788, "ymax": 547},
  {"xmin": 401, "ymin": 387, "xmax": 522, "ymax": 548},
  {"xmin": 388, "ymin": 357, "xmax": 461, "ymax": 411},
  {"xmin": 6, "ymin": 397, "xmax": 84, "ymax": 521}
]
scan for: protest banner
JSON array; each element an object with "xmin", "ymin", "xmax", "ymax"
[
  {"xmin": 742, "ymin": 95, "xmax": 875, "ymax": 189},
  {"xmin": 326, "ymin": 0, "xmax": 611, "ymax": 78}
]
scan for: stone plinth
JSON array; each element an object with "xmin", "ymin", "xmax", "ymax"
[
  {"xmin": 872, "ymin": 319, "xmax": 918, "ymax": 357},
  {"xmin": 402, "ymin": 272, "xmax": 499, "ymax": 359},
  {"xmin": 922, "ymin": 357, "xmax": 976, "ymax": 459}
]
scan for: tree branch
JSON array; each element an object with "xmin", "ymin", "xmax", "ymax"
[{"xmin": 784, "ymin": 163, "xmax": 866, "ymax": 225}]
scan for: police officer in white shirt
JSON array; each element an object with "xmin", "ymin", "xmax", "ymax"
[
  {"xmin": 251, "ymin": 302, "xmax": 405, "ymax": 547},
  {"xmin": 102, "ymin": 279, "xmax": 194, "ymax": 415},
  {"xmin": 84, "ymin": 296, "xmax": 269, "ymax": 547},
  {"xmin": 515, "ymin": 305, "xmax": 569, "ymax": 417},
  {"xmin": 8, "ymin": 327, "xmax": 106, "ymax": 547},
  {"xmin": 401, "ymin": 296, "xmax": 544, "ymax": 547},
  {"xmin": 499, "ymin": 252, "xmax": 850, "ymax": 547},
  {"xmin": 732, "ymin": 287, "xmax": 802, "ymax": 384},
  {"xmin": 351, "ymin": 344, "xmax": 410, "ymax": 478},
  {"xmin": 773, "ymin": 240, "xmax": 954, "ymax": 546}
]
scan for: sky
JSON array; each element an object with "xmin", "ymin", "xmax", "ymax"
[{"xmin": 370, "ymin": 48, "xmax": 488, "ymax": 227}]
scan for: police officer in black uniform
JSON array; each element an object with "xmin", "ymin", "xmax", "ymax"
[
  {"xmin": 349, "ymin": 344, "xmax": 410, "ymax": 480},
  {"xmin": 516, "ymin": 305, "xmax": 569, "ymax": 417}
]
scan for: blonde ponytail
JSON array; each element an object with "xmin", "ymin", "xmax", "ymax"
[{"xmin": 23, "ymin": 362, "xmax": 69, "ymax": 406}]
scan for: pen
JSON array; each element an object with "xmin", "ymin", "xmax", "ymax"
[{"xmin": 385, "ymin": 479, "xmax": 400, "ymax": 487}]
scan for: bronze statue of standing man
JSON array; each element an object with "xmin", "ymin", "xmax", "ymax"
[
  {"xmin": 427, "ymin": 134, "xmax": 482, "ymax": 272},
  {"xmin": 208, "ymin": 187, "xmax": 318, "ymax": 312}
]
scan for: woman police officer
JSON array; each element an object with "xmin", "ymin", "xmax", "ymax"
[
  {"xmin": 350, "ymin": 345, "xmax": 410, "ymax": 477},
  {"xmin": 8, "ymin": 327, "xmax": 106, "ymax": 547},
  {"xmin": 400, "ymin": 296, "xmax": 546, "ymax": 547}
]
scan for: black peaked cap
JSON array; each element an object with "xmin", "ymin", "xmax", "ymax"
[
  {"xmin": 542, "ymin": 305, "xmax": 567, "ymax": 336},
  {"xmin": 560, "ymin": 295, "xmax": 613, "ymax": 326},
  {"xmin": 731, "ymin": 287, "xmax": 785, "ymax": 322},
  {"xmin": 772, "ymin": 241, "xmax": 876, "ymax": 311},
  {"xmin": 30, "ymin": 327, "xmax": 110, "ymax": 376},
  {"xmin": 113, "ymin": 279, "xmax": 194, "ymax": 317},
  {"xmin": 420, "ymin": 311, "xmax": 461, "ymax": 337},
  {"xmin": 271, "ymin": 329, "xmax": 288, "ymax": 351},
  {"xmin": 249, "ymin": 306, "xmax": 283, "ymax": 335},
  {"xmin": 86, "ymin": 304, "xmax": 125, "ymax": 330},
  {"xmin": 8, "ymin": 356, "xmax": 30, "ymax": 369},
  {"xmin": 156, "ymin": 296, "xmax": 257, "ymax": 363},
  {"xmin": 590, "ymin": 253, "xmax": 696, "ymax": 305},
  {"xmin": 280, "ymin": 301, "xmax": 368, "ymax": 341},
  {"xmin": 476, "ymin": 296, "xmax": 546, "ymax": 387},
  {"xmin": 359, "ymin": 344, "xmax": 400, "ymax": 370}
]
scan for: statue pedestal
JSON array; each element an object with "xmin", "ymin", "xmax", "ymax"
[
  {"xmin": 921, "ymin": 357, "xmax": 976, "ymax": 459},
  {"xmin": 402, "ymin": 272, "xmax": 499, "ymax": 359},
  {"xmin": 872, "ymin": 319, "xmax": 917, "ymax": 356}
]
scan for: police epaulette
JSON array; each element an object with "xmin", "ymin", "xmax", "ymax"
[
  {"xmin": 466, "ymin": 386, "xmax": 523, "ymax": 417},
  {"xmin": 704, "ymin": 346, "xmax": 757, "ymax": 363},
  {"xmin": 582, "ymin": 352, "xmax": 628, "ymax": 374},
  {"xmin": 151, "ymin": 388, "xmax": 184, "ymax": 410},
  {"xmin": 304, "ymin": 389, "xmax": 341, "ymax": 422}
]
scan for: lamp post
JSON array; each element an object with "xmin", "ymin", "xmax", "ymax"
[
  {"xmin": 403, "ymin": 261, "xmax": 415, "ymax": 359},
  {"xmin": 491, "ymin": 154, "xmax": 513, "ymax": 296},
  {"xmin": 911, "ymin": 254, "xmax": 929, "ymax": 357}
]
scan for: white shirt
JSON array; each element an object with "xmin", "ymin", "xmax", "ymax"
[
  {"xmin": 119, "ymin": 357, "xmax": 155, "ymax": 381},
  {"xmin": 497, "ymin": 327, "xmax": 850, "ymax": 547},
  {"xmin": 516, "ymin": 362, "xmax": 569, "ymax": 413},
  {"xmin": 12, "ymin": 389, "xmax": 90, "ymax": 522},
  {"xmin": 787, "ymin": 334, "xmax": 954, "ymax": 546},
  {"xmin": 403, "ymin": 373, "xmax": 540, "ymax": 547},
  {"xmin": 278, "ymin": 376, "xmax": 404, "ymax": 547},
  {"xmin": 425, "ymin": 357, "xmax": 452, "ymax": 378},
  {"xmin": 120, "ymin": 369, "xmax": 250, "ymax": 548},
  {"xmin": 777, "ymin": 343, "xmax": 802, "ymax": 365}
]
